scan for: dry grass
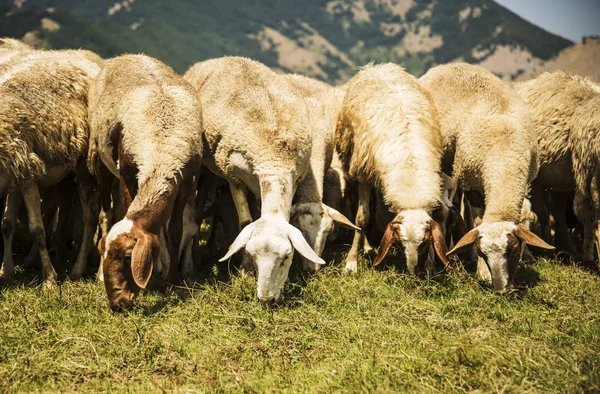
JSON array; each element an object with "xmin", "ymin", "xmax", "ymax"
[{"xmin": 1, "ymin": 247, "xmax": 599, "ymax": 393}]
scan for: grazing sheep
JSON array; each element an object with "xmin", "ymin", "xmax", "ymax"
[
  {"xmin": 88, "ymin": 54, "xmax": 203, "ymax": 311},
  {"xmin": 336, "ymin": 63, "xmax": 450, "ymax": 274},
  {"xmin": 420, "ymin": 63, "xmax": 554, "ymax": 291},
  {"xmin": 0, "ymin": 50, "xmax": 102, "ymax": 286},
  {"xmin": 282, "ymin": 73, "xmax": 359, "ymax": 272},
  {"xmin": 184, "ymin": 57, "xmax": 325, "ymax": 304},
  {"xmin": 516, "ymin": 71, "xmax": 600, "ymax": 266}
]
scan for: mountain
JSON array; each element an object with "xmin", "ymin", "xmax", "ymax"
[
  {"xmin": 517, "ymin": 36, "xmax": 600, "ymax": 82},
  {"xmin": 0, "ymin": 0, "xmax": 572, "ymax": 83}
]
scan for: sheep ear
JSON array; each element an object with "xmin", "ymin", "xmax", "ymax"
[
  {"xmin": 288, "ymin": 224, "xmax": 326, "ymax": 265},
  {"xmin": 429, "ymin": 220, "xmax": 452, "ymax": 270},
  {"xmin": 130, "ymin": 231, "xmax": 158, "ymax": 289},
  {"xmin": 373, "ymin": 221, "xmax": 400, "ymax": 267},
  {"xmin": 219, "ymin": 222, "xmax": 255, "ymax": 262},
  {"xmin": 447, "ymin": 229, "xmax": 479, "ymax": 256},
  {"xmin": 514, "ymin": 225, "xmax": 555, "ymax": 250},
  {"xmin": 323, "ymin": 204, "xmax": 361, "ymax": 231}
]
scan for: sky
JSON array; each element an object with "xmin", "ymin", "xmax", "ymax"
[{"xmin": 494, "ymin": 0, "xmax": 600, "ymax": 42}]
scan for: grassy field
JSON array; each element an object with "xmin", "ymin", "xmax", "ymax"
[{"xmin": 1, "ymin": 248, "xmax": 599, "ymax": 393}]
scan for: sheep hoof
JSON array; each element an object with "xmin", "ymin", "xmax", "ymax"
[
  {"xmin": 0, "ymin": 266, "xmax": 14, "ymax": 281},
  {"xmin": 43, "ymin": 277, "xmax": 57, "ymax": 290},
  {"xmin": 344, "ymin": 260, "xmax": 358, "ymax": 273},
  {"xmin": 70, "ymin": 267, "xmax": 85, "ymax": 280}
]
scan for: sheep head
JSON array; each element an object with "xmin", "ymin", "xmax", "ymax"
[
  {"xmin": 101, "ymin": 218, "xmax": 158, "ymax": 311},
  {"xmin": 373, "ymin": 210, "xmax": 449, "ymax": 275},
  {"xmin": 219, "ymin": 216, "xmax": 325, "ymax": 304},
  {"xmin": 447, "ymin": 222, "xmax": 554, "ymax": 291},
  {"xmin": 291, "ymin": 202, "xmax": 359, "ymax": 272}
]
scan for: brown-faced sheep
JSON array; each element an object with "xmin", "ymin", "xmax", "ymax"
[
  {"xmin": 88, "ymin": 54, "xmax": 203, "ymax": 311},
  {"xmin": 516, "ymin": 71, "xmax": 600, "ymax": 267},
  {"xmin": 184, "ymin": 57, "xmax": 325, "ymax": 305},
  {"xmin": 336, "ymin": 63, "xmax": 450, "ymax": 274},
  {"xmin": 420, "ymin": 63, "xmax": 554, "ymax": 291},
  {"xmin": 0, "ymin": 49, "xmax": 102, "ymax": 286}
]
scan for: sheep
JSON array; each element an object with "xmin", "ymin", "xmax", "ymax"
[
  {"xmin": 336, "ymin": 63, "xmax": 450, "ymax": 274},
  {"xmin": 0, "ymin": 49, "xmax": 102, "ymax": 286},
  {"xmin": 515, "ymin": 71, "xmax": 600, "ymax": 267},
  {"xmin": 281, "ymin": 73, "xmax": 359, "ymax": 272},
  {"xmin": 184, "ymin": 56, "xmax": 325, "ymax": 304},
  {"xmin": 419, "ymin": 63, "xmax": 554, "ymax": 291},
  {"xmin": 88, "ymin": 54, "xmax": 203, "ymax": 311}
]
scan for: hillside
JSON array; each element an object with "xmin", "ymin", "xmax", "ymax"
[
  {"xmin": 0, "ymin": 0, "xmax": 572, "ymax": 83},
  {"xmin": 518, "ymin": 36, "xmax": 600, "ymax": 82}
]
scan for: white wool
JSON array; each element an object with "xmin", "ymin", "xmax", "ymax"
[{"xmin": 104, "ymin": 218, "xmax": 134, "ymax": 259}]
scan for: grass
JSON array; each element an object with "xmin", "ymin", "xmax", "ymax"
[{"xmin": 1, "ymin": 247, "xmax": 599, "ymax": 393}]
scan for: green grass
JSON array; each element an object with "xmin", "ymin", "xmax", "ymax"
[{"xmin": 1, "ymin": 250, "xmax": 599, "ymax": 392}]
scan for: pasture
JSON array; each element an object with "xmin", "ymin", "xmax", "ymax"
[{"xmin": 1, "ymin": 249, "xmax": 598, "ymax": 393}]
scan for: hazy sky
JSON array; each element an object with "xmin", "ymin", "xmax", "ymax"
[{"xmin": 495, "ymin": 0, "xmax": 600, "ymax": 42}]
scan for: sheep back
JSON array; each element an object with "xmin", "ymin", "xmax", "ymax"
[{"xmin": 336, "ymin": 63, "xmax": 443, "ymax": 212}]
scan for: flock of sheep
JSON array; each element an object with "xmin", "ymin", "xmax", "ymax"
[{"xmin": 0, "ymin": 37, "xmax": 598, "ymax": 311}]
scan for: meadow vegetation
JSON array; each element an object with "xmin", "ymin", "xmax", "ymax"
[{"xmin": 1, "ymin": 248, "xmax": 598, "ymax": 392}]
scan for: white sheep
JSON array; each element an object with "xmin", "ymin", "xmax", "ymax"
[
  {"xmin": 516, "ymin": 71, "xmax": 600, "ymax": 266},
  {"xmin": 184, "ymin": 57, "xmax": 324, "ymax": 304},
  {"xmin": 281, "ymin": 73, "xmax": 359, "ymax": 272},
  {"xmin": 0, "ymin": 49, "xmax": 102, "ymax": 286},
  {"xmin": 336, "ymin": 63, "xmax": 450, "ymax": 274},
  {"xmin": 88, "ymin": 54, "xmax": 203, "ymax": 311},
  {"xmin": 420, "ymin": 63, "xmax": 554, "ymax": 291}
]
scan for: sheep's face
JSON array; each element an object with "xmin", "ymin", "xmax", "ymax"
[
  {"xmin": 291, "ymin": 202, "xmax": 360, "ymax": 272},
  {"xmin": 374, "ymin": 211, "xmax": 449, "ymax": 274},
  {"xmin": 291, "ymin": 203, "xmax": 333, "ymax": 272},
  {"xmin": 102, "ymin": 218, "xmax": 157, "ymax": 311},
  {"xmin": 102, "ymin": 232, "xmax": 139, "ymax": 311},
  {"xmin": 476, "ymin": 222, "xmax": 520, "ymax": 291},
  {"xmin": 448, "ymin": 222, "xmax": 554, "ymax": 291},
  {"xmin": 219, "ymin": 217, "xmax": 325, "ymax": 305},
  {"xmin": 245, "ymin": 226, "xmax": 294, "ymax": 304},
  {"xmin": 396, "ymin": 210, "xmax": 437, "ymax": 274}
]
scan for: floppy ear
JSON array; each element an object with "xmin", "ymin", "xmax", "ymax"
[
  {"xmin": 514, "ymin": 225, "xmax": 555, "ymax": 250},
  {"xmin": 323, "ymin": 204, "xmax": 361, "ymax": 231},
  {"xmin": 450, "ymin": 206, "xmax": 467, "ymax": 235},
  {"xmin": 447, "ymin": 229, "xmax": 479, "ymax": 256},
  {"xmin": 130, "ymin": 231, "xmax": 158, "ymax": 289},
  {"xmin": 373, "ymin": 221, "xmax": 400, "ymax": 267},
  {"xmin": 429, "ymin": 220, "xmax": 451, "ymax": 270},
  {"xmin": 288, "ymin": 223, "xmax": 326, "ymax": 265},
  {"xmin": 219, "ymin": 222, "xmax": 256, "ymax": 262}
]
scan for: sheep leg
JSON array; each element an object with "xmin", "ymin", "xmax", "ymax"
[
  {"xmin": 166, "ymin": 176, "xmax": 194, "ymax": 285},
  {"xmin": 229, "ymin": 181, "xmax": 253, "ymax": 272},
  {"xmin": 574, "ymin": 191, "xmax": 595, "ymax": 266},
  {"xmin": 530, "ymin": 180, "xmax": 553, "ymax": 245},
  {"xmin": 70, "ymin": 174, "xmax": 100, "ymax": 279},
  {"xmin": 22, "ymin": 183, "xmax": 57, "ymax": 287},
  {"xmin": 0, "ymin": 192, "xmax": 23, "ymax": 281},
  {"xmin": 180, "ymin": 176, "xmax": 199, "ymax": 279},
  {"xmin": 52, "ymin": 177, "xmax": 75, "ymax": 259},
  {"xmin": 551, "ymin": 191, "xmax": 580, "ymax": 259},
  {"xmin": 344, "ymin": 181, "xmax": 371, "ymax": 273},
  {"xmin": 591, "ymin": 172, "xmax": 600, "ymax": 270},
  {"xmin": 24, "ymin": 187, "xmax": 60, "ymax": 266}
]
